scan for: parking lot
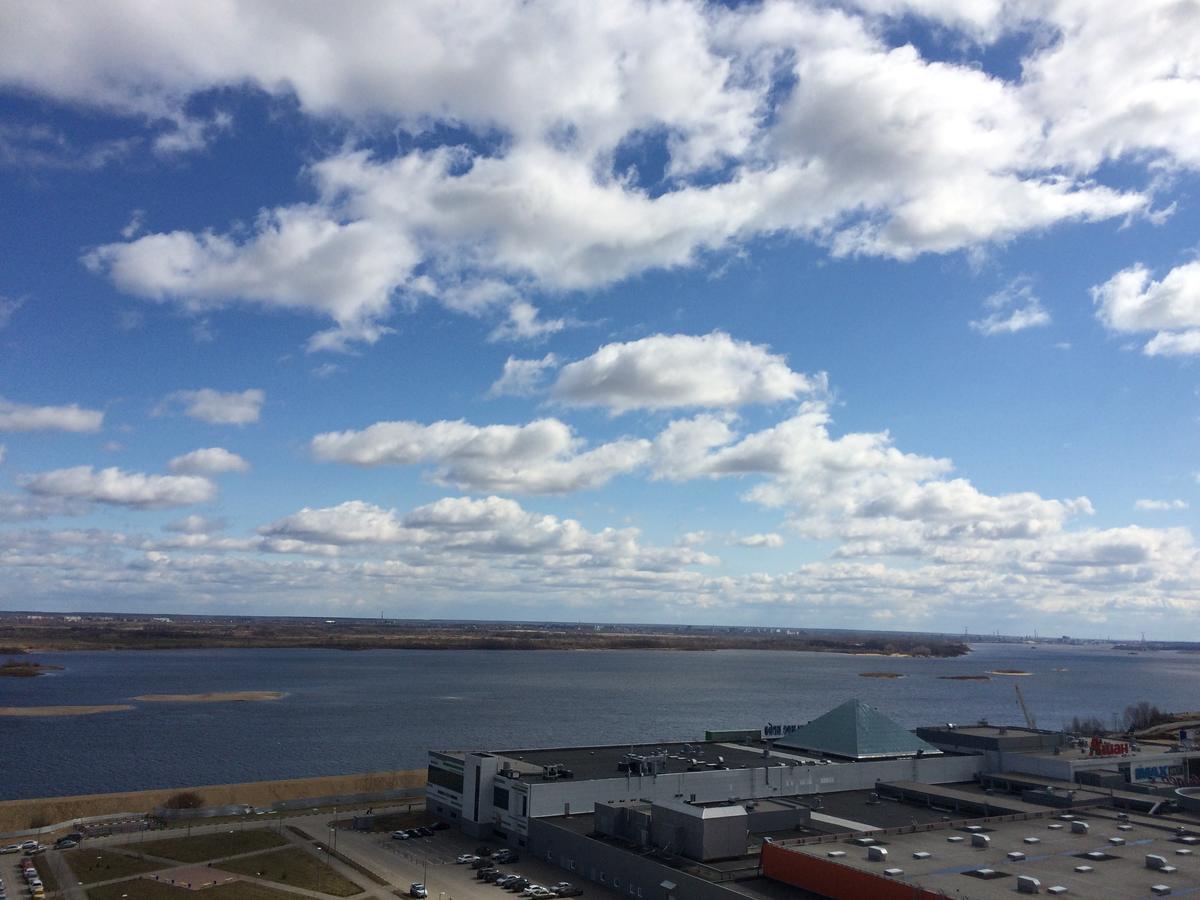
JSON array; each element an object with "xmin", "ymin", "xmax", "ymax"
[{"xmin": 333, "ymin": 823, "xmax": 623, "ymax": 900}]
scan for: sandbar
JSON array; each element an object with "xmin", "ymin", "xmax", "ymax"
[
  {"xmin": 939, "ymin": 674, "xmax": 991, "ymax": 681},
  {"xmin": 987, "ymin": 669, "xmax": 1033, "ymax": 676},
  {"xmin": 859, "ymin": 671, "xmax": 905, "ymax": 679},
  {"xmin": 0, "ymin": 704, "xmax": 133, "ymax": 717},
  {"xmin": 133, "ymin": 691, "xmax": 284, "ymax": 703}
]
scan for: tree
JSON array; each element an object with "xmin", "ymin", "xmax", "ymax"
[{"xmin": 163, "ymin": 791, "xmax": 204, "ymax": 810}]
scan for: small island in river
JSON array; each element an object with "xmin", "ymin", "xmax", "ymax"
[
  {"xmin": 0, "ymin": 659, "xmax": 64, "ymax": 677},
  {"xmin": 134, "ymin": 691, "xmax": 284, "ymax": 703},
  {"xmin": 0, "ymin": 704, "xmax": 133, "ymax": 717}
]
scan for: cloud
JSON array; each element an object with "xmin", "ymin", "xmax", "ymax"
[
  {"xmin": 259, "ymin": 495, "xmax": 717, "ymax": 572},
  {"xmin": 651, "ymin": 402, "xmax": 1091, "ymax": 548},
  {"xmin": 312, "ymin": 417, "xmax": 650, "ymax": 493},
  {"xmin": 22, "ymin": 466, "xmax": 216, "ymax": 509},
  {"xmin": 488, "ymin": 354, "xmax": 560, "ymax": 397},
  {"xmin": 1135, "ymin": 498, "xmax": 1189, "ymax": 511},
  {"xmin": 159, "ymin": 388, "xmax": 264, "ymax": 425},
  {"xmin": 120, "ymin": 209, "xmax": 145, "ymax": 239},
  {"xmin": 551, "ymin": 332, "xmax": 817, "ymax": 413},
  {"xmin": 736, "ymin": 532, "xmax": 784, "ymax": 548},
  {"xmin": 1093, "ymin": 261, "xmax": 1200, "ymax": 355},
  {"xmin": 84, "ymin": 207, "xmax": 416, "ymax": 352},
  {"xmin": 311, "ymin": 362, "xmax": 343, "ymax": 379},
  {"xmin": 15, "ymin": 2, "xmax": 1167, "ymax": 344},
  {"xmin": 488, "ymin": 300, "xmax": 566, "ymax": 343},
  {"xmin": 970, "ymin": 277, "xmax": 1050, "ymax": 335},
  {"xmin": 164, "ymin": 514, "xmax": 227, "ymax": 534},
  {"xmin": 0, "ymin": 397, "xmax": 104, "ymax": 433},
  {"xmin": 0, "ymin": 295, "xmax": 24, "ymax": 330},
  {"xmin": 167, "ymin": 447, "xmax": 250, "ymax": 475}
]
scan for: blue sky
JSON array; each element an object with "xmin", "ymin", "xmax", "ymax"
[{"xmin": 1, "ymin": 0, "xmax": 1199, "ymax": 637}]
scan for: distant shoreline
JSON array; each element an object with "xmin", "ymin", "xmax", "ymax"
[{"xmin": 0, "ymin": 617, "xmax": 971, "ymax": 658}]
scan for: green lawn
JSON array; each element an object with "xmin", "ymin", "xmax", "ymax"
[
  {"xmin": 216, "ymin": 846, "xmax": 360, "ymax": 896},
  {"xmin": 87, "ymin": 878, "xmax": 305, "ymax": 899},
  {"xmin": 119, "ymin": 828, "xmax": 288, "ymax": 863},
  {"xmin": 63, "ymin": 848, "xmax": 165, "ymax": 885}
]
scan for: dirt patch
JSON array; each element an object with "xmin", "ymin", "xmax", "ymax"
[
  {"xmin": 0, "ymin": 704, "xmax": 133, "ymax": 716},
  {"xmin": 133, "ymin": 692, "xmax": 284, "ymax": 703}
]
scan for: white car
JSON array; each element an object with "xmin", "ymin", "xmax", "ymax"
[
  {"xmin": 456, "ymin": 853, "xmax": 477, "ymax": 864},
  {"xmin": 19, "ymin": 841, "xmax": 38, "ymax": 851}
]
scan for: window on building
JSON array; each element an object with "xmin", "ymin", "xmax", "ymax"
[
  {"xmin": 427, "ymin": 765, "xmax": 464, "ymax": 793},
  {"xmin": 493, "ymin": 786, "xmax": 510, "ymax": 810}
]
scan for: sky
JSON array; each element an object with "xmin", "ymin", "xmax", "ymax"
[{"xmin": 1, "ymin": 0, "xmax": 1199, "ymax": 638}]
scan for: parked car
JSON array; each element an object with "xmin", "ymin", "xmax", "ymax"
[
  {"xmin": 507, "ymin": 877, "xmax": 531, "ymax": 892},
  {"xmin": 19, "ymin": 842, "xmax": 37, "ymax": 852},
  {"xmin": 417, "ymin": 826, "xmax": 434, "ymax": 837},
  {"xmin": 408, "ymin": 883, "xmax": 428, "ymax": 898},
  {"xmin": 471, "ymin": 856, "xmax": 494, "ymax": 869},
  {"xmin": 55, "ymin": 839, "xmax": 78, "ymax": 849},
  {"xmin": 456, "ymin": 853, "xmax": 478, "ymax": 864},
  {"xmin": 493, "ymin": 849, "xmax": 520, "ymax": 863},
  {"xmin": 0, "ymin": 845, "xmax": 17, "ymax": 854},
  {"xmin": 479, "ymin": 868, "xmax": 502, "ymax": 882},
  {"xmin": 552, "ymin": 883, "xmax": 583, "ymax": 897},
  {"xmin": 495, "ymin": 875, "xmax": 520, "ymax": 887},
  {"xmin": 391, "ymin": 830, "xmax": 410, "ymax": 840}
]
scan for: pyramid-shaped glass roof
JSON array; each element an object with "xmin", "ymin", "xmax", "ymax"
[{"xmin": 774, "ymin": 699, "xmax": 941, "ymax": 760}]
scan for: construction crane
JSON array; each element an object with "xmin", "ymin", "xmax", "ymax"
[{"xmin": 1014, "ymin": 683, "xmax": 1037, "ymax": 730}]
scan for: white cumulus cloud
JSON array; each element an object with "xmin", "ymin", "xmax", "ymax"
[
  {"xmin": 1093, "ymin": 261, "xmax": 1200, "ymax": 355},
  {"xmin": 167, "ymin": 447, "xmax": 250, "ymax": 475},
  {"xmin": 312, "ymin": 417, "xmax": 650, "ymax": 494},
  {"xmin": 736, "ymin": 532, "xmax": 784, "ymax": 548},
  {"xmin": 551, "ymin": 332, "xmax": 817, "ymax": 413},
  {"xmin": 22, "ymin": 466, "xmax": 216, "ymax": 509},
  {"xmin": 159, "ymin": 388, "xmax": 264, "ymax": 425},
  {"xmin": 0, "ymin": 397, "xmax": 104, "ymax": 432}
]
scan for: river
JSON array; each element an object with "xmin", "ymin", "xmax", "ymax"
[{"xmin": 1, "ymin": 643, "xmax": 1196, "ymax": 799}]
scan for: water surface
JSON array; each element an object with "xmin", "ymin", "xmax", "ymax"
[{"xmin": 2, "ymin": 643, "xmax": 1195, "ymax": 800}]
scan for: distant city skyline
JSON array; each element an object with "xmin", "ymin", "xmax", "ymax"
[{"xmin": 1, "ymin": 1, "xmax": 1199, "ymax": 638}]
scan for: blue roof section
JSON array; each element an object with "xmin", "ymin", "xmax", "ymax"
[{"xmin": 774, "ymin": 699, "xmax": 942, "ymax": 760}]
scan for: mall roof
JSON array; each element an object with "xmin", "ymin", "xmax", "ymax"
[{"xmin": 774, "ymin": 699, "xmax": 941, "ymax": 760}]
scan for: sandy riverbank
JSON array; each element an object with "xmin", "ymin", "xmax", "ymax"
[
  {"xmin": 0, "ymin": 704, "xmax": 133, "ymax": 717},
  {"xmin": 132, "ymin": 691, "xmax": 284, "ymax": 703},
  {"xmin": 0, "ymin": 769, "xmax": 426, "ymax": 834}
]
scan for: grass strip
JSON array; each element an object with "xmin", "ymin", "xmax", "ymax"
[
  {"xmin": 118, "ymin": 828, "xmax": 288, "ymax": 863},
  {"xmin": 64, "ymin": 848, "xmax": 164, "ymax": 885},
  {"xmin": 216, "ymin": 846, "xmax": 360, "ymax": 897},
  {"xmin": 87, "ymin": 878, "xmax": 304, "ymax": 899}
]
